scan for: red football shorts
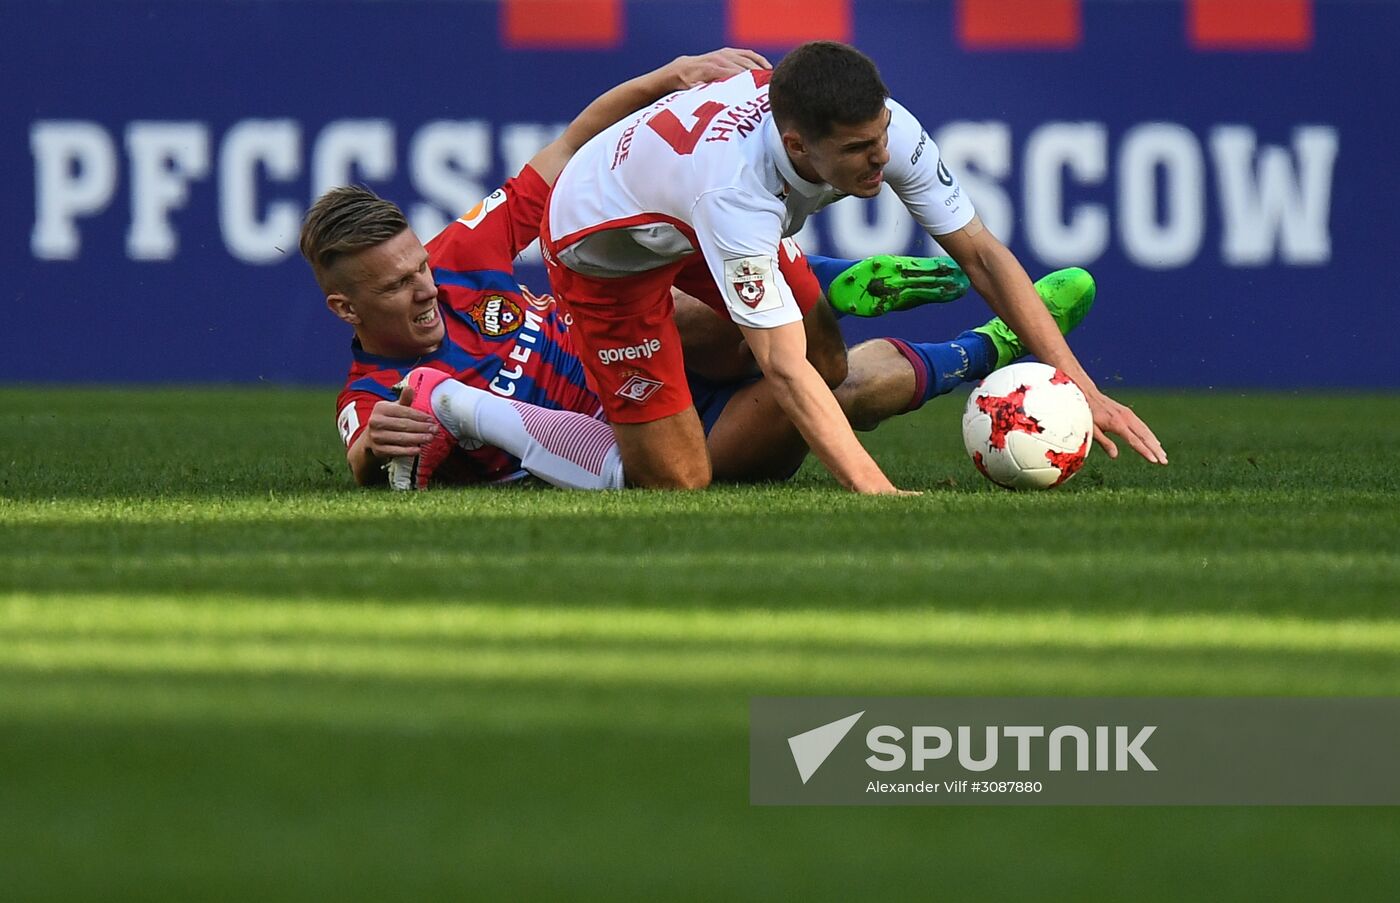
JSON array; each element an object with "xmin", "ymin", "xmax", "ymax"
[{"xmin": 541, "ymin": 234, "xmax": 822, "ymax": 425}]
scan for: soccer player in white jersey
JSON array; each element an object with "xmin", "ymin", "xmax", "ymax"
[{"xmin": 542, "ymin": 41, "xmax": 1166, "ymax": 493}]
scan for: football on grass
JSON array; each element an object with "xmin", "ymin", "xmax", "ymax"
[{"xmin": 962, "ymin": 362, "xmax": 1092, "ymax": 490}]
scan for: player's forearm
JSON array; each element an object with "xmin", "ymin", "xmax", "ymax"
[
  {"xmin": 767, "ymin": 363, "xmax": 895, "ymax": 492},
  {"xmin": 559, "ymin": 66, "xmax": 680, "ymax": 154},
  {"xmin": 742, "ymin": 326, "xmax": 894, "ymax": 492},
  {"xmin": 969, "ymin": 245, "xmax": 1098, "ymax": 390}
]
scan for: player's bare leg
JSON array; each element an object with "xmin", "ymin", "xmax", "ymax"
[
  {"xmin": 680, "ymin": 293, "xmax": 846, "ymax": 482},
  {"xmin": 835, "ymin": 340, "xmax": 919, "ymax": 431},
  {"xmin": 838, "ymin": 267, "xmax": 1097, "ymax": 431},
  {"xmin": 712, "ymin": 326, "xmax": 998, "ymax": 481},
  {"xmin": 674, "ymin": 289, "xmax": 847, "ymax": 388},
  {"xmin": 675, "ymin": 292, "xmax": 750, "ymax": 383},
  {"xmin": 802, "ymin": 299, "xmax": 848, "ymax": 388},
  {"xmin": 706, "ymin": 379, "xmax": 810, "ymax": 483},
  {"xmin": 611, "ymin": 408, "xmax": 713, "ymax": 489}
]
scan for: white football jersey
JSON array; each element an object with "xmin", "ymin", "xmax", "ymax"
[{"xmin": 547, "ymin": 70, "xmax": 975, "ymax": 329}]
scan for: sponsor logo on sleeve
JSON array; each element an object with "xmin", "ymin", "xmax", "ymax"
[
  {"xmin": 336, "ymin": 402, "xmax": 360, "ymax": 446},
  {"xmin": 458, "ymin": 188, "xmax": 509, "ymax": 230},
  {"xmin": 911, "ymin": 129, "xmax": 929, "ymax": 166},
  {"xmin": 937, "ymin": 159, "xmax": 954, "ymax": 187},
  {"xmin": 467, "ymin": 294, "xmax": 524, "ymax": 337},
  {"xmin": 724, "ymin": 255, "xmax": 782, "ymax": 314}
]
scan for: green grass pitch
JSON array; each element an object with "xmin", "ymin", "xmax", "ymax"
[{"xmin": 2, "ymin": 386, "xmax": 1398, "ymax": 900}]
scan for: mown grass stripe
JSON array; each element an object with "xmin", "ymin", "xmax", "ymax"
[{"xmin": 5, "ymin": 595, "xmax": 1400, "ymax": 653}]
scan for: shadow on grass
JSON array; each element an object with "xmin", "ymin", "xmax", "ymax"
[
  {"xmin": 2, "ymin": 673, "xmax": 1400, "ymax": 902},
  {"xmin": 2, "ymin": 639, "xmax": 1397, "ymax": 732},
  {"xmin": 4, "ymin": 502, "xmax": 1398, "ymax": 617}
]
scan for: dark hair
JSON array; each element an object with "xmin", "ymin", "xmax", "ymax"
[
  {"xmin": 299, "ymin": 186, "xmax": 409, "ymax": 292},
  {"xmin": 769, "ymin": 41, "xmax": 890, "ymax": 141}
]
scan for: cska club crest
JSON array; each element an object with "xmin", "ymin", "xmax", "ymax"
[
  {"xmin": 732, "ymin": 259, "xmax": 766, "ymax": 308},
  {"xmin": 467, "ymin": 294, "xmax": 524, "ymax": 337}
]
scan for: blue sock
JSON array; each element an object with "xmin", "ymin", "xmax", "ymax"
[
  {"xmin": 886, "ymin": 331, "xmax": 997, "ymax": 411},
  {"xmin": 805, "ymin": 254, "xmax": 860, "ymax": 317}
]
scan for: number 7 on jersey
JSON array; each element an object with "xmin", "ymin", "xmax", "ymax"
[{"xmin": 647, "ymin": 101, "xmax": 727, "ymax": 155}]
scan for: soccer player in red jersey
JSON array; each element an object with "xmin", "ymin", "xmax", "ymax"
[{"xmin": 300, "ymin": 49, "xmax": 773, "ymax": 488}]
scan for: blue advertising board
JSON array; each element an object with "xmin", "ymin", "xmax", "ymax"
[{"xmin": 3, "ymin": 0, "xmax": 1396, "ymax": 387}]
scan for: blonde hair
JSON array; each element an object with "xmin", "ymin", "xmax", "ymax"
[{"xmin": 299, "ymin": 186, "xmax": 409, "ymax": 292}]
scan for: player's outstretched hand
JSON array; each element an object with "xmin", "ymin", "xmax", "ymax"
[
  {"xmin": 365, "ymin": 385, "xmax": 439, "ymax": 459},
  {"xmin": 1086, "ymin": 390, "xmax": 1168, "ymax": 465},
  {"xmin": 668, "ymin": 48, "xmax": 771, "ymax": 89}
]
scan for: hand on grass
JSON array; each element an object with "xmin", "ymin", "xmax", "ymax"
[{"xmin": 1087, "ymin": 390, "xmax": 1167, "ymax": 465}]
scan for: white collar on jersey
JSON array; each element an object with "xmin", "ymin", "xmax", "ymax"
[{"xmin": 764, "ymin": 117, "xmax": 828, "ymax": 200}]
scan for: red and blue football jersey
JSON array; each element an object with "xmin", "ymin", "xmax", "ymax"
[{"xmin": 335, "ymin": 165, "xmax": 601, "ymax": 484}]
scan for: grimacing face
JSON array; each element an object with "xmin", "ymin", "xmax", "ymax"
[
  {"xmin": 786, "ymin": 107, "xmax": 892, "ymax": 199},
  {"xmin": 327, "ymin": 229, "xmax": 443, "ymax": 358}
]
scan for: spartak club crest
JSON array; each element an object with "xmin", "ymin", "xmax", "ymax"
[{"xmin": 731, "ymin": 259, "xmax": 767, "ymax": 308}]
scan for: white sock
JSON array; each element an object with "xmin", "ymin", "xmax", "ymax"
[{"xmin": 430, "ymin": 380, "xmax": 625, "ymax": 490}]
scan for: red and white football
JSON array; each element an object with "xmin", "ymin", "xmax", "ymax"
[{"xmin": 962, "ymin": 362, "xmax": 1093, "ymax": 490}]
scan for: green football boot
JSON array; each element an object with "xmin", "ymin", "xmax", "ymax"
[
  {"xmin": 972, "ymin": 267, "xmax": 1097, "ymax": 370},
  {"xmin": 825, "ymin": 254, "xmax": 970, "ymax": 317}
]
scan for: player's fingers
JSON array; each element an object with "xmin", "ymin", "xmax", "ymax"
[
  {"xmin": 729, "ymin": 48, "xmax": 772, "ymax": 69},
  {"xmin": 398, "ymin": 385, "xmax": 416, "ymax": 409},
  {"xmin": 1131, "ymin": 417, "xmax": 1167, "ymax": 465},
  {"xmin": 1093, "ymin": 424, "xmax": 1119, "ymax": 459},
  {"xmin": 1135, "ymin": 436, "xmax": 1166, "ymax": 465},
  {"xmin": 1107, "ymin": 406, "xmax": 1164, "ymax": 465},
  {"xmin": 377, "ymin": 443, "xmax": 429, "ymax": 458},
  {"xmin": 372, "ymin": 430, "xmax": 433, "ymax": 452},
  {"xmin": 701, "ymin": 50, "xmax": 745, "ymax": 74},
  {"xmin": 376, "ymin": 404, "xmax": 435, "ymax": 424},
  {"xmin": 1127, "ymin": 419, "xmax": 1168, "ymax": 465},
  {"xmin": 374, "ymin": 415, "xmax": 436, "ymax": 435}
]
